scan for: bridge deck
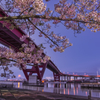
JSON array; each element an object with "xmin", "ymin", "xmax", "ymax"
[
  {"xmin": 0, "ymin": 7, "xmax": 62, "ymax": 81},
  {"xmin": 0, "ymin": 7, "xmax": 99, "ymax": 81}
]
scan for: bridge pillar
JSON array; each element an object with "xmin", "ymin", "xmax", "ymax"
[
  {"xmin": 74, "ymin": 77, "xmax": 77, "ymax": 80},
  {"xmin": 74, "ymin": 77, "xmax": 75, "ymax": 80},
  {"xmin": 64, "ymin": 76, "xmax": 67, "ymax": 81},
  {"xmin": 68, "ymin": 76, "xmax": 71, "ymax": 80},
  {"xmin": 21, "ymin": 63, "xmax": 48, "ymax": 82},
  {"xmin": 67, "ymin": 76, "xmax": 68, "ymax": 80},
  {"xmin": 67, "ymin": 76, "xmax": 71, "ymax": 80},
  {"xmin": 60, "ymin": 76, "xmax": 63, "ymax": 81},
  {"xmin": 53, "ymin": 73, "xmax": 60, "ymax": 81}
]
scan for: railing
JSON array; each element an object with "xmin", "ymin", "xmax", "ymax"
[
  {"xmin": 0, "ymin": 81, "xmax": 14, "ymax": 84},
  {"xmin": 81, "ymin": 83, "xmax": 100, "ymax": 88}
]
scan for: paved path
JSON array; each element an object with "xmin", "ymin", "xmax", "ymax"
[{"xmin": 0, "ymin": 88, "xmax": 99, "ymax": 100}]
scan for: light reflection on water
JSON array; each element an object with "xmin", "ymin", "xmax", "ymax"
[
  {"xmin": 73, "ymin": 87, "xmax": 75, "ymax": 95},
  {"xmin": 13, "ymin": 82, "xmax": 100, "ymax": 98},
  {"xmin": 68, "ymin": 88, "xmax": 69, "ymax": 95},
  {"xmin": 64, "ymin": 89, "xmax": 65, "ymax": 94},
  {"xmin": 85, "ymin": 91, "xmax": 87, "ymax": 96},
  {"xmin": 18, "ymin": 82, "xmax": 20, "ymax": 88}
]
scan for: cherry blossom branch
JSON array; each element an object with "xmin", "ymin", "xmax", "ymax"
[
  {"xmin": 0, "ymin": 57, "xmax": 35, "ymax": 67},
  {"xmin": 28, "ymin": 18, "xmax": 59, "ymax": 46},
  {"xmin": 0, "ymin": 15, "xmax": 99, "ymax": 25}
]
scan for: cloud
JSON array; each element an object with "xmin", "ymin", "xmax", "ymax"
[{"xmin": 45, "ymin": 77, "xmax": 53, "ymax": 80}]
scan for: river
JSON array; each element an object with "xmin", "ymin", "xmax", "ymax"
[{"xmin": 13, "ymin": 82, "xmax": 100, "ymax": 98}]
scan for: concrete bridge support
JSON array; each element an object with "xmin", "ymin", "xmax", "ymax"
[
  {"xmin": 60, "ymin": 76, "xmax": 63, "ymax": 81},
  {"xmin": 67, "ymin": 76, "xmax": 71, "ymax": 80},
  {"xmin": 64, "ymin": 76, "xmax": 67, "ymax": 81},
  {"xmin": 74, "ymin": 76, "xmax": 77, "ymax": 80},
  {"xmin": 67, "ymin": 76, "xmax": 68, "ymax": 80},
  {"xmin": 60, "ymin": 76, "xmax": 68, "ymax": 81},
  {"xmin": 53, "ymin": 73, "xmax": 60, "ymax": 81}
]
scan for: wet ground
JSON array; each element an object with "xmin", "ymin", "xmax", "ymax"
[{"xmin": 0, "ymin": 88, "xmax": 99, "ymax": 100}]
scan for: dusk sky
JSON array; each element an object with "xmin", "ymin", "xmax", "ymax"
[
  {"xmin": 34, "ymin": 0, "xmax": 100, "ymax": 79},
  {"xmin": 1, "ymin": 0, "xmax": 100, "ymax": 80}
]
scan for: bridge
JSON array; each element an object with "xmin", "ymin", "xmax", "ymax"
[{"xmin": 0, "ymin": 8, "xmax": 100, "ymax": 82}]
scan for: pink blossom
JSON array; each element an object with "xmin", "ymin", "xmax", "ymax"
[{"xmin": 20, "ymin": 35, "xmax": 28, "ymax": 42}]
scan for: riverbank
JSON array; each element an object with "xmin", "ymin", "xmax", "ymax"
[{"xmin": 0, "ymin": 88, "xmax": 99, "ymax": 100}]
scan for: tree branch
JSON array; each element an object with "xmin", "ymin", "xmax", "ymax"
[
  {"xmin": 28, "ymin": 18, "xmax": 59, "ymax": 46},
  {"xmin": 0, "ymin": 57, "xmax": 35, "ymax": 67},
  {"xmin": 0, "ymin": 15, "xmax": 99, "ymax": 25}
]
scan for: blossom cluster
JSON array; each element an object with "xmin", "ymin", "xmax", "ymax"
[
  {"xmin": 14, "ymin": 0, "xmax": 46, "ymax": 15},
  {"xmin": 54, "ymin": 1, "xmax": 79, "ymax": 32},
  {"xmin": 38, "ymin": 23, "xmax": 72, "ymax": 53},
  {"xmin": 50, "ymin": 32, "xmax": 72, "ymax": 52},
  {"xmin": 12, "ymin": 0, "xmax": 73, "ymax": 53},
  {"xmin": 20, "ymin": 35, "xmax": 29, "ymax": 41},
  {"xmin": 3, "ymin": 0, "xmax": 100, "ymax": 56},
  {"xmin": 75, "ymin": 0, "xmax": 100, "ymax": 32},
  {"xmin": 53, "ymin": 0, "xmax": 100, "ymax": 33},
  {"xmin": 0, "ymin": 36, "xmax": 50, "ymax": 69},
  {"xmin": 55, "ymin": 2, "xmax": 76, "ymax": 19}
]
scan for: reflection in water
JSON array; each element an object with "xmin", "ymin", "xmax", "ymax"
[
  {"xmin": 65, "ymin": 84, "xmax": 67, "ymax": 88},
  {"xmin": 74, "ymin": 84, "xmax": 78, "ymax": 88},
  {"xmin": 64, "ymin": 89, "xmax": 65, "ymax": 94},
  {"xmin": 68, "ymin": 83, "xmax": 71, "ymax": 88},
  {"xmin": 13, "ymin": 82, "xmax": 100, "ymax": 98},
  {"xmin": 18, "ymin": 82, "xmax": 20, "ymax": 88},
  {"xmin": 99, "ymin": 92, "xmax": 100, "ymax": 97},
  {"xmin": 68, "ymin": 88, "xmax": 69, "ymax": 95},
  {"xmin": 48, "ymin": 83, "xmax": 100, "ymax": 98},
  {"xmin": 76, "ymin": 87, "xmax": 78, "ymax": 95},
  {"xmin": 85, "ymin": 91, "xmax": 87, "ymax": 96},
  {"xmin": 42, "ymin": 89, "xmax": 44, "ymax": 92},
  {"xmin": 54, "ymin": 84, "xmax": 60, "ymax": 88},
  {"xmin": 73, "ymin": 88, "xmax": 75, "ymax": 95}
]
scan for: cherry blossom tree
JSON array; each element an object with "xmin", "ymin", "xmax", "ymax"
[{"xmin": 0, "ymin": 0, "xmax": 99, "ymax": 77}]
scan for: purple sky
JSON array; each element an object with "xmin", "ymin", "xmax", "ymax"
[
  {"xmin": 29, "ymin": 0, "xmax": 100, "ymax": 79},
  {"xmin": 8, "ymin": 25, "xmax": 100, "ymax": 80},
  {"xmin": 40, "ymin": 0, "xmax": 100, "ymax": 78},
  {"xmin": 1, "ymin": 0, "xmax": 100, "ymax": 80}
]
